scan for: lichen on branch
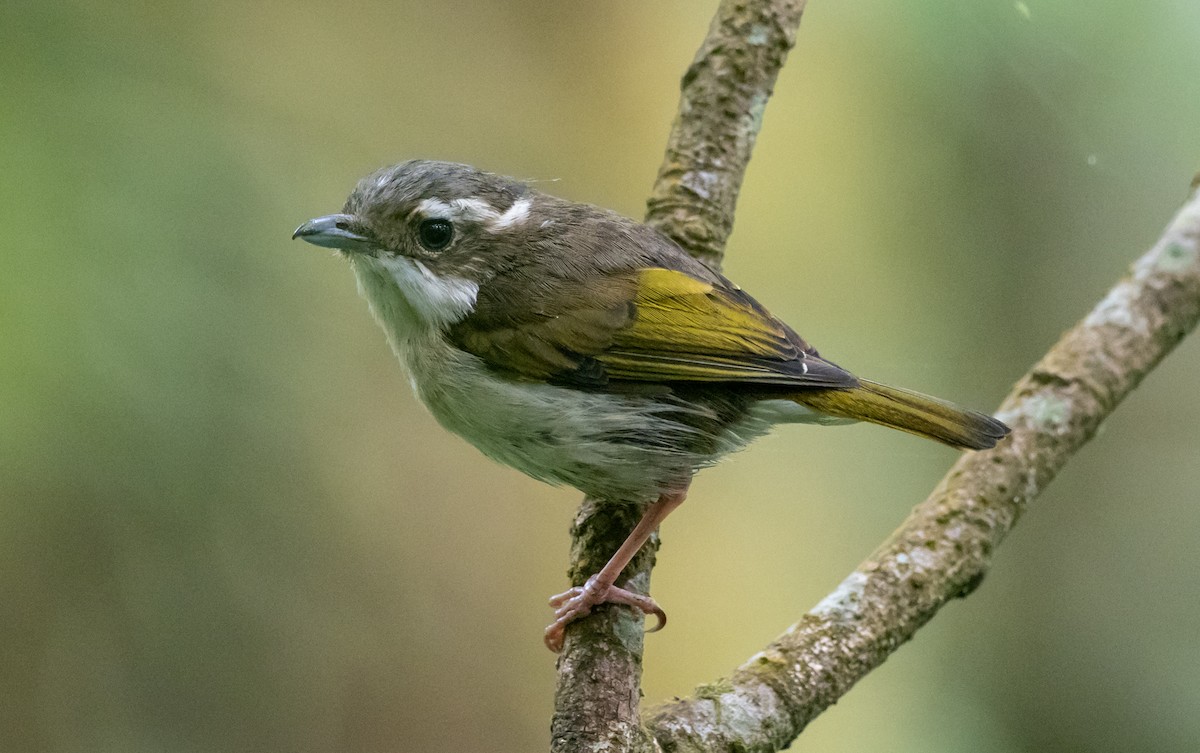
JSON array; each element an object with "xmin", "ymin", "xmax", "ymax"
[
  {"xmin": 552, "ymin": 0, "xmax": 1200, "ymax": 750},
  {"xmin": 646, "ymin": 0, "xmax": 808, "ymax": 272},
  {"xmin": 551, "ymin": 2, "xmax": 808, "ymax": 752},
  {"xmin": 643, "ymin": 189, "xmax": 1200, "ymax": 752}
]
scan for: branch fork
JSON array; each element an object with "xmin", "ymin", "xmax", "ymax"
[{"xmin": 551, "ymin": 1, "xmax": 1200, "ymax": 750}]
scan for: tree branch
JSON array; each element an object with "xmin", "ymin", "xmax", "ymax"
[
  {"xmin": 645, "ymin": 0, "xmax": 807, "ymax": 271},
  {"xmin": 643, "ymin": 190, "xmax": 1200, "ymax": 751},
  {"xmin": 554, "ymin": 0, "xmax": 1200, "ymax": 750},
  {"xmin": 550, "ymin": 2, "xmax": 806, "ymax": 751}
]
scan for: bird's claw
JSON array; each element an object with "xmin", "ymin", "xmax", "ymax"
[{"xmin": 543, "ymin": 575, "xmax": 666, "ymax": 652}]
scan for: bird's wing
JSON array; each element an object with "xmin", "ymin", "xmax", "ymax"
[{"xmin": 447, "ymin": 266, "xmax": 855, "ymax": 389}]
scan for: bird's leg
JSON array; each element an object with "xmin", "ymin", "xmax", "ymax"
[{"xmin": 543, "ymin": 489, "xmax": 687, "ymax": 652}]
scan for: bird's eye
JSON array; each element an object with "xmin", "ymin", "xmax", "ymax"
[{"xmin": 417, "ymin": 218, "xmax": 454, "ymax": 250}]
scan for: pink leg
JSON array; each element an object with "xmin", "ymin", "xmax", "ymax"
[{"xmin": 544, "ymin": 489, "xmax": 687, "ymax": 653}]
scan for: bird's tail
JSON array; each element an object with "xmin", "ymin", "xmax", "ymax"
[{"xmin": 793, "ymin": 379, "xmax": 1010, "ymax": 450}]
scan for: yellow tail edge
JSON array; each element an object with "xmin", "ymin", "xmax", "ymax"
[{"xmin": 793, "ymin": 379, "xmax": 1010, "ymax": 450}]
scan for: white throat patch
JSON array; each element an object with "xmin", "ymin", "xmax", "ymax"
[{"xmin": 352, "ymin": 255, "xmax": 479, "ymax": 344}]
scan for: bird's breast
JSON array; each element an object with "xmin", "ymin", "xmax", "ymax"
[{"xmin": 396, "ymin": 337, "xmax": 722, "ymax": 502}]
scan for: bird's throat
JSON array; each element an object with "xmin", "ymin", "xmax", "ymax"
[{"xmin": 351, "ymin": 255, "xmax": 479, "ymax": 349}]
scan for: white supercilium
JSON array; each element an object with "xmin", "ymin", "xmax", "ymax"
[{"xmin": 411, "ymin": 196, "xmax": 532, "ymax": 231}]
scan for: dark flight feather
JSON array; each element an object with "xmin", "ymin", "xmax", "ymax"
[{"xmin": 449, "ymin": 264, "xmax": 856, "ymax": 390}]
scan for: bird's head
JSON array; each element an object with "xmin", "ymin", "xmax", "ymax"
[
  {"xmin": 293, "ymin": 160, "xmax": 545, "ymax": 334},
  {"xmin": 294, "ymin": 160, "xmax": 538, "ymax": 272}
]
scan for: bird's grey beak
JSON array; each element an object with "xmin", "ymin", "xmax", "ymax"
[{"xmin": 292, "ymin": 214, "xmax": 373, "ymax": 252}]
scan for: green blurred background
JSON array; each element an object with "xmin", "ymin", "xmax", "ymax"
[{"xmin": 2, "ymin": 1, "xmax": 1198, "ymax": 751}]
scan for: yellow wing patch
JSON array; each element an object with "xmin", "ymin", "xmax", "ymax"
[
  {"xmin": 596, "ymin": 268, "xmax": 827, "ymax": 384},
  {"xmin": 450, "ymin": 266, "xmax": 852, "ymax": 389},
  {"xmin": 624, "ymin": 268, "xmax": 793, "ymax": 356}
]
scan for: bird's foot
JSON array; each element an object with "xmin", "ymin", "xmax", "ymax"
[{"xmin": 543, "ymin": 575, "xmax": 666, "ymax": 652}]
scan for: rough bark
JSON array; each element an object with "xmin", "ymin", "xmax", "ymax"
[
  {"xmin": 551, "ymin": 2, "xmax": 806, "ymax": 751},
  {"xmin": 645, "ymin": 0, "xmax": 807, "ymax": 271},
  {"xmin": 550, "ymin": 0, "xmax": 1200, "ymax": 750},
  {"xmin": 643, "ymin": 190, "xmax": 1200, "ymax": 751}
]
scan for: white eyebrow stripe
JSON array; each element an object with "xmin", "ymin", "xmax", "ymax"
[
  {"xmin": 449, "ymin": 198, "xmax": 499, "ymax": 222},
  {"xmin": 410, "ymin": 195, "xmax": 532, "ymax": 233},
  {"xmin": 413, "ymin": 197, "xmax": 455, "ymax": 219},
  {"xmin": 489, "ymin": 198, "xmax": 532, "ymax": 231},
  {"xmin": 412, "ymin": 197, "xmax": 508, "ymax": 225}
]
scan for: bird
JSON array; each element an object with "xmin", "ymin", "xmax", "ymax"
[{"xmin": 293, "ymin": 160, "xmax": 1010, "ymax": 652}]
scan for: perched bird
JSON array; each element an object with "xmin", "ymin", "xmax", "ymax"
[{"xmin": 293, "ymin": 160, "xmax": 1009, "ymax": 652}]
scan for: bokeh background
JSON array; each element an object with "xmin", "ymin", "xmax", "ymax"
[{"xmin": 3, "ymin": 1, "xmax": 1199, "ymax": 751}]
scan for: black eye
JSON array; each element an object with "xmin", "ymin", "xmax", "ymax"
[{"xmin": 417, "ymin": 218, "xmax": 453, "ymax": 250}]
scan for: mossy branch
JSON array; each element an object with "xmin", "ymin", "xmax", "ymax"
[
  {"xmin": 551, "ymin": 2, "xmax": 806, "ymax": 751},
  {"xmin": 553, "ymin": 0, "xmax": 1200, "ymax": 750},
  {"xmin": 645, "ymin": 0, "xmax": 807, "ymax": 272},
  {"xmin": 644, "ymin": 188, "xmax": 1200, "ymax": 751}
]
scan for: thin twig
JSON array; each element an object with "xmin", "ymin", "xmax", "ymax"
[
  {"xmin": 644, "ymin": 190, "xmax": 1200, "ymax": 751},
  {"xmin": 550, "ymin": 2, "xmax": 807, "ymax": 751},
  {"xmin": 645, "ymin": 0, "xmax": 808, "ymax": 271},
  {"xmin": 554, "ymin": 0, "xmax": 1200, "ymax": 750}
]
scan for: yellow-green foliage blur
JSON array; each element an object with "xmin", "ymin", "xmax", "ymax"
[{"xmin": 3, "ymin": 2, "xmax": 1199, "ymax": 751}]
